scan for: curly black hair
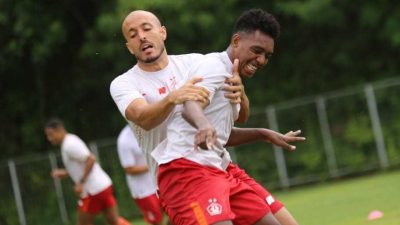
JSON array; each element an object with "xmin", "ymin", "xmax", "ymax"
[{"xmin": 233, "ymin": 8, "xmax": 280, "ymax": 40}]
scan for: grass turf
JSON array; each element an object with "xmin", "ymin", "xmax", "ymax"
[
  {"xmin": 131, "ymin": 170, "xmax": 400, "ymax": 225},
  {"xmin": 275, "ymin": 170, "xmax": 400, "ymax": 225}
]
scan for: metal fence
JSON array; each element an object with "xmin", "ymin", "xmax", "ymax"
[{"xmin": 1, "ymin": 77, "xmax": 400, "ymax": 225}]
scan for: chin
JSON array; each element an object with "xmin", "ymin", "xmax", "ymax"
[{"xmin": 241, "ymin": 72, "xmax": 254, "ymax": 79}]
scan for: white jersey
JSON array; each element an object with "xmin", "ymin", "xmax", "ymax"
[
  {"xmin": 61, "ymin": 133, "xmax": 112, "ymax": 197},
  {"xmin": 152, "ymin": 52, "xmax": 239, "ymax": 170},
  {"xmin": 110, "ymin": 53, "xmax": 205, "ymax": 177},
  {"xmin": 117, "ymin": 125, "xmax": 157, "ymax": 198}
]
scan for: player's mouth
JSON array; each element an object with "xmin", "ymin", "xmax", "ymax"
[
  {"xmin": 245, "ymin": 64, "xmax": 259, "ymax": 74},
  {"xmin": 141, "ymin": 43, "xmax": 154, "ymax": 53}
]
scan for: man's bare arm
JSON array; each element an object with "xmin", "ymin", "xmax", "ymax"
[
  {"xmin": 237, "ymin": 91, "xmax": 249, "ymax": 123},
  {"xmin": 226, "ymin": 128, "xmax": 305, "ymax": 151},
  {"xmin": 182, "ymin": 100, "xmax": 216, "ymax": 150},
  {"xmin": 125, "ymin": 77, "xmax": 209, "ymax": 130},
  {"xmin": 51, "ymin": 168, "xmax": 69, "ymax": 179},
  {"xmin": 124, "ymin": 165, "xmax": 148, "ymax": 175},
  {"xmin": 79, "ymin": 153, "xmax": 96, "ymax": 184}
]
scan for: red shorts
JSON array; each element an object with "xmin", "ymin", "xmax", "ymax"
[
  {"xmin": 227, "ymin": 163, "xmax": 284, "ymax": 214},
  {"xmin": 78, "ymin": 185, "xmax": 117, "ymax": 214},
  {"xmin": 157, "ymin": 158, "xmax": 270, "ymax": 225},
  {"xmin": 134, "ymin": 193, "xmax": 163, "ymax": 224}
]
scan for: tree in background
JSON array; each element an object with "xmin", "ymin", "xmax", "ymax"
[{"xmin": 1, "ymin": 0, "xmax": 399, "ymax": 160}]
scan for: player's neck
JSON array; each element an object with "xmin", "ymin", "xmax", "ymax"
[
  {"xmin": 59, "ymin": 132, "xmax": 67, "ymax": 146},
  {"xmin": 137, "ymin": 51, "xmax": 169, "ymax": 72},
  {"xmin": 226, "ymin": 46, "xmax": 235, "ymax": 63}
]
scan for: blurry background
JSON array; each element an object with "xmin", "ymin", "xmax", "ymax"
[{"xmin": 0, "ymin": 0, "xmax": 399, "ymax": 224}]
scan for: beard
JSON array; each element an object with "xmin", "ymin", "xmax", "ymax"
[{"xmin": 136, "ymin": 46, "xmax": 165, "ymax": 63}]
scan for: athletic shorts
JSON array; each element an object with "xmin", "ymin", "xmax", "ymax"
[
  {"xmin": 227, "ymin": 163, "xmax": 284, "ymax": 214},
  {"xmin": 78, "ymin": 185, "xmax": 117, "ymax": 214},
  {"xmin": 157, "ymin": 158, "xmax": 270, "ymax": 225},
  {"xmin": 134, "ymin": 193, "xmax": 163, "ymax": 224}
]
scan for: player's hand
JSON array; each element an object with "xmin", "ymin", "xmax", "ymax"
[
  {"xmin": 169, "ymin": 76, "xmax": 209, "ymax": 105},
  {"xmin": 74, "ymin": 183, "xmax": 83, "ymax": 196},
  {"xmin": 224, "ymin": 59, "xmax": 243, "ymax": 104},
  {"xmin": 51, "ymin": 169, "xmax": 67, "ymax": 179},
  {"xmin": 194, "ymin": 123, "xmax": 217, "ymax": 150},
  {"xmin": 262, "ymin": 129, "xmax": 306, "ymax": 151}
]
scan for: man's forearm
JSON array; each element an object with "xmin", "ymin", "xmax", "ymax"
[
  {"xmin": 226, "ymin": 127, "xmax": 265, "ymax": 147},
  {"xmin": 125, "ymin": 96, "xmax": 175, "ymax": 131},
  {"xmin": 182, "ymin": 101, "xmax": 209, "ymax": 129},
  {"xmin": 124, "ymin": 165, "xmax": 148, "ymax": 175},
  {"xmin": 236, "ymin": 94, "xmax": 250, "ymax": 123},
  {"xmin": 79, "ymin": 154, "xmax": 96, "ymax": 184}
]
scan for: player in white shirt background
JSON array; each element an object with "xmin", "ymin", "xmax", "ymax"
[
  {"xmin": 117, "ymin": 125, "xmax": 168, "ymax": 225},
  {"xmin": 45, "ymin": 118, "xmax": 130, "ymax": 225},
  {"xmin": 110, "ymin": 9, "xmax": 304, "ymax": 225}
]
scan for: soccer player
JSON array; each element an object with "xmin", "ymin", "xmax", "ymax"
[
  {"xmin": 116, "ymin": 125, "xmax": 165, "ymax": 225},
  {"xmin": 45, "ymin": 118, "xmax": 130, "ymax": 225},
  {"xmin": 110, "ymin": 9, "xmax": 303, "ymax": 225},
  {"xmin": 152, "ymin": 9, "xmax": 296, "ymax": 225}
]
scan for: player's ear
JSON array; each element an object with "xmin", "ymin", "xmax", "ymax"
[
  {"xmin": 161, "ymin": 25, "xmax": 167, "ymax": 41},
  {"xmin": 231, "ymin": 33, "xmax": 240, "ymax": 48}
]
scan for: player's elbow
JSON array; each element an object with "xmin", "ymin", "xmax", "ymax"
[
  {"xmin": 140, "ymin": 122, "xmax": 154, "ymax": 131},
  {"xmin": 125, "ymin": 109, "xmax": 154, "ymax": 131},
  {"xmin": 87, "ymin": 154, "xmax": 96, "ymax": 165},
  {"xmin": 235, "ymin": 115, "xmax": 249, "ymax": 124}
]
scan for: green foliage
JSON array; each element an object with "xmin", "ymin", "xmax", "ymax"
[{"xmin": 1, "ymin": 0, "xmax": 400, "ymax": 161}]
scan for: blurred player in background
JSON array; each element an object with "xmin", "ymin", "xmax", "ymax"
[
  {"xmin": 117, "ymin": 125, "xmax": 168, "ymax": 225},
  {"xmin": 45, "ymin": 118, "xmax": 130, "ymax": 225}
]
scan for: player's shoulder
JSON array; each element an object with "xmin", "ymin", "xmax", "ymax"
[
  {"xmin": 62, "ymin": 134, "xmax": 84, "ymax": 150},
  {"xmin": 170, "ymin": 53, "xmax": 205, "ymax": 61},
  {"xmin": 193, "ymin": 52, "xmax": 227, "ymax": 73},
  {"xmin": 110, "ymin": 66, "xmax": 137, "ymax": 90},
  {"xmin": 112, "ymin": 65, "xmax": 139, "ymax": 82},
  {"xmin": 169, "ymin": 53, "xmax": 205, "ymax": 66}
]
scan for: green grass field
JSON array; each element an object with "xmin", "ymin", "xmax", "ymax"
[
  {"xmin": 275, "ymin": 170, "xmax": 400, "ymax": 225},
  {"xmin": 131, "ymin": 170, "xmax": 400, "ymax": 225}
]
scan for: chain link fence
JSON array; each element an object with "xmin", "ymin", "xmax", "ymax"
[{"xmin": 1, "ymin": 77, "xmax": 400, "ymax": 225}]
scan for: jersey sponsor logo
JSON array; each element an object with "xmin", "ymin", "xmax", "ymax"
[
  {"xmin": 207, "ymin": 198, "xmax": 222, "ymax": 216},
  {"xmin": 158, "ymin": 87, "xmax": 166, "ymax": 94},
  {"xmin": 266, "ymin": 195, "xmax": 275, "ymax": 205}
]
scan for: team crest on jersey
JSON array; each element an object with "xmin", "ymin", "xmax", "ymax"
[
  {"xmin": 207, "ymin": 198, "xmax": 222, "ymax": 216},
  {"xmin": 158, "ymin": 86, "xmax": 166, "ymax": 94}
]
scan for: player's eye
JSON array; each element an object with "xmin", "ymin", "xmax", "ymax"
[{"xmin": 251, "ymin": 47, "xmax": 263, "ymax": 55}]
